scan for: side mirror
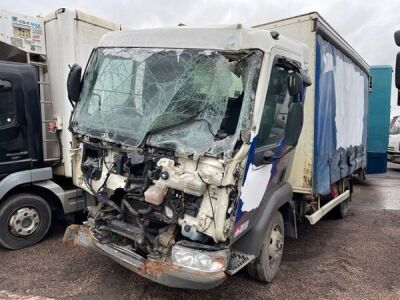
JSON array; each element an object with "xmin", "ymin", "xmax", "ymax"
[
  {"xmin": 263, "ymin": 150, "xmax": 275, "ymax": 164},
  {"xmin": 284, "ymin": 102, "xmax": 304, "ymax": 146},
  {"xmin": 395, "ymin": 30, "xmax": 400, "ymax": 47},
  {"xmin": 287, "ymin": 72, "xmax": 303, "ymax": 96},
  {"xmin": 67, "ymin": 64, "xmax": 82, "ymax": 103}
]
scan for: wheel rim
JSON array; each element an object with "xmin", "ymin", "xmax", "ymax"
[
  {"xmin": 8, "ymin": 207, "xmax": 41, "ymax": 237},
  {"xmin": 268, "ymin": 224, "xmax": 283, "ymax": 268}
]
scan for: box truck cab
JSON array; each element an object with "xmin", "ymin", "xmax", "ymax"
[
  {"xmin": 0, "ymin": 8, "xmax": 123, "ymax": 249},
  {"xmin": 64, "ymin": 24, "xmax": 310, "ymax": 288}
]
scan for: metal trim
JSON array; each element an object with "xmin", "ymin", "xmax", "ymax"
[{"xmin": 305, "ymin": 190, "xmax": 350, "ymax": 225}]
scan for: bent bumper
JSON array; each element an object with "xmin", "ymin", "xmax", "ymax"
[{"xmin": 63, "ymin": 224, "xmax": 226, "ymax": 289}]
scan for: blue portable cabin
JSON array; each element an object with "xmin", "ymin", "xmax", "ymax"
[
  {"xmin": 255, "ymin": 12, "xmax": 370, "ymax": 196},
  {"xmin": 366, "ymin": 65, "xmax": 392, "ymax": 174}
]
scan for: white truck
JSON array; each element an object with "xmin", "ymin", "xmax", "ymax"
[
  {"xmin": 0, "ymin": 8, "xmax": 123, "ymax": 249},
  {"xmin": 388, "ymin": 115, "xmax": 400, "ymax": 163},
  {"xmin": 63, "ymin": 12, "xmax": 368, "ymax": 289}
]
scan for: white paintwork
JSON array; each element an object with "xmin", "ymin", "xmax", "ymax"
[
  {"xmin": 305, "ymin": 190, "xmax": 350, "ymax": 224},
  {"xmin": 240, "ymin": 164, "xmax": 272, "ymax": 212},
  {"xmin": 0, "ymin": 9, "xmax": 46, "ymax": 55}
]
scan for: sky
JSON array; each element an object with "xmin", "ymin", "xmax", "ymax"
[{"xmin": 2, "ymin": 0, "xmax": 400, "ymax": 117}]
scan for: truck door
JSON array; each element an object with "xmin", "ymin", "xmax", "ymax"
[{"xmin": 0, "ymin": 76, "xmax": 30, "ymax": 179}]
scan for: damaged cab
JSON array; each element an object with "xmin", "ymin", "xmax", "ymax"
[{"xmin": 64, "ymin": 25, "xmax": 309, "ymax": 288}]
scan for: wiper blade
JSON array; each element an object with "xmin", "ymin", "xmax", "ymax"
[{"xmin": 140, "ymin": 106, "xmax": 214, "ymax": 146}]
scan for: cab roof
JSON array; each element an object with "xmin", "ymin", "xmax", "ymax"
[{"xmin": 98, "ymin": 24, "xmax": 309, "ymax": 64}]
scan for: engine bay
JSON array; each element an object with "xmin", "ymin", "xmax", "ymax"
[{"xmin": 78, "ymin": 141, "xmax": 244, "ymax": 258}]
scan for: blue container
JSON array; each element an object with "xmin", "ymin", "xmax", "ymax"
[{"xmin": 367, "ymin": 65, "xmax": 392, "ymax": 174}]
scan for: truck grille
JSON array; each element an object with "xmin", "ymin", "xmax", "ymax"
[{"xmin": 388, "ymin": 146, "xmax": 395, "ymax": 152}]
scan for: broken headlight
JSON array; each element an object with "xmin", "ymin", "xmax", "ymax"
[{"xmin": 171, "ymin": 244, "xmax": 229, "ymax": 272}]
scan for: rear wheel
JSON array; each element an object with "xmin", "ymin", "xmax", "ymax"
[
  {"xmin": 247, "ymin": 210, "xmax": 284, "ymax": 282},
  {"xmin": 0, "ymin": 193, "xmax": 52, "ymax": 250}
]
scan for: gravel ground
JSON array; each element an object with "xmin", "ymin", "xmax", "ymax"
[{"xmin": 1, "ymin": 163, "xmax": 399, "ymax": 300}]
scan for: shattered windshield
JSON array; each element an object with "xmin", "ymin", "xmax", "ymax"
[{"xmin": 71, "ymin": 48, "xmax": 263, "ymax": 157}]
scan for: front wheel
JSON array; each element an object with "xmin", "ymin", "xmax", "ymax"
[
  {"xmin": 247, "ymin": 210, "xmax": 284, "ymax": 282},
  {"xmin": 0, "ymin": 193, "xmax": 52, "ymax": 250}
]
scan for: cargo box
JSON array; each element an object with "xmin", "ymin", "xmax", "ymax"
[{"xmin": 255, "ymin": 13, "xmax": 370, "ymax": 195}]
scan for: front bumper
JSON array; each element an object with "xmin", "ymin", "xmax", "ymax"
[
  {"xmin": 387, "ymin": 152, "xmax": 400, "ymax": 163},
  {"xmin": 63, "ymin": 225, "xmax": 226, "ymax": 289}
]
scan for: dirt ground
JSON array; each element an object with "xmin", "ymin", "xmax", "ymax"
[{"xmin": 1, "ymin": 164, "xmax": 400, "ymax": 300}]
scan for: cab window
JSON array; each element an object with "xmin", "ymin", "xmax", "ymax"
[
  {"xmin": 0, "ymin": 79, "xmax": 15, "ymax": 128},
  {"xmin": 257, "ymin": 64, "xmax": 292, "ymax": 149}
]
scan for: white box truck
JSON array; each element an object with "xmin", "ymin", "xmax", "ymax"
[
  {"xmin": 0, "ymin": 8, "xmax": 123, "ymax": 249},
  {"xmin": 62, "ymin": 12, "xmax": 369, "ymax": 289}
]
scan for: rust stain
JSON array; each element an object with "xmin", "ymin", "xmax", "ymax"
[{"xmin": 303, "ymin": 157, "xmax": 313, "ymax": 188}]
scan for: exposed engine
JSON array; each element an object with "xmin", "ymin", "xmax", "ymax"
[{"xmin": 78, "ymin": 143, "xmax": 240, "ymax": 257}]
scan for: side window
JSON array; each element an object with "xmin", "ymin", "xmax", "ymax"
[
  {"xmin": 88, "ymin": 57, "xmax": 135, "ymax": 115},
  {"xmin": 257, "ymin": 64, "xmax": 292, "ymax": 149},
  {"xmin": 0, "ymin": 79, "xmax": 15, "ymax": 128}
]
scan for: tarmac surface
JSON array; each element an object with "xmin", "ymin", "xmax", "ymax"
[{"xmin": 0, "ymin": 163, "xmax": 399, "ymax": 299}]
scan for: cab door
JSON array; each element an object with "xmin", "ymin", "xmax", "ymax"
[{"xmin": 0, "ymin": 75, "xmax": 30, "ymax": 179}]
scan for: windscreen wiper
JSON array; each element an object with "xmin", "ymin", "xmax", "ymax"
[{"xmin": 139, "ymin": 106, "xmax": 215, "ymax": 147}]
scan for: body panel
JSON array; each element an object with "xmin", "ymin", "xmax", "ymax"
[
  {"xmin": 367, "ymin": 66, "xmax": 392, "ymax": 173},
  {"xmin": 43, "ymin": 8, "xmax": 124, "ymax": 177}
]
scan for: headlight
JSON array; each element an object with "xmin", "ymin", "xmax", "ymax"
[{"xmin": 171, "ymin": 245, "xmax": 229, "ymax": 272}]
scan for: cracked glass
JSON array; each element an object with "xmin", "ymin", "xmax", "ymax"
[{"xmin": 71, "ymin": 48, "xmax": 262, "ymax": 157}]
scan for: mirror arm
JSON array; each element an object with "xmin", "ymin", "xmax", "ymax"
[{"xmin": 273, "ymin": 145, "xmax": 296, "ymax": 160}]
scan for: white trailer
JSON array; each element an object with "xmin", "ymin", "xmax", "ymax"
[{"xmin": 0, "ymin": 8, "xmax": 124, "ymax": 249}]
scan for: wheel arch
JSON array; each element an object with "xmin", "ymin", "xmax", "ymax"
[
  {"xmin": 1, "ymin": 183, "xmax": 63, "ymax": 215},
  {"xmin": 232, "ymin": 182, "xmax": 294, "ymax": 256},
  {"xmin": 278, "ymin": 201, "xmax": 297, "ymax": 239}
]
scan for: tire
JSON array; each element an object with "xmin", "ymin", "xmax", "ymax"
[
  {"xmin": 247, "ymin": 210, "xmax": 284, "ymax": 282},
  {"xmin": 0, "ymin": 193, "xmax": 52, "ymax": 250}
]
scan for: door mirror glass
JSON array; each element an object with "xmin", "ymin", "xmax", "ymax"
[
  {"xmin": 284, "ymin": 102, "xmax": 303, "ymax": 146},
  {"xmin": 67, "ymin": 64, "xmax": 82, "ymax": 103},
  {"xmin": 287, "ymin": 72, "xmax": 303, "ymax": 96}
]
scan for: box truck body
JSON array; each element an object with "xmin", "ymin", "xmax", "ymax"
[
  {"xmin": 43, "ymin": 9, "xmax": 122, "ymax": 177},
  {"xmin": 0, "ymin": 8, "xmax": 123, "ymax": 249},
  {"xmin": 255, "ymin": 13, "xmax": 369, "ymax": 196},
  {"xmin": 367, "ymin": 65, "xmax": 392, "ymax": 173}
]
